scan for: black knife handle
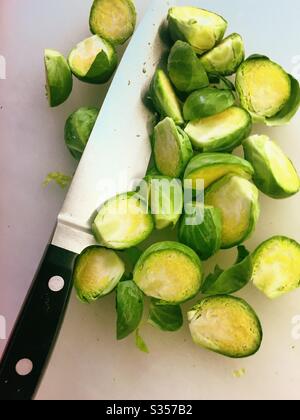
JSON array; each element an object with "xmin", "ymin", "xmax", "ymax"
[{"xmin": 0, "ymin": 245, "xmax": 77, "ymax": 401}]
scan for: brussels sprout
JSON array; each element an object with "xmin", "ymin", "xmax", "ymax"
[
  {"xmin": 167, "ymin": 41, "xmax": 209, "ymax": 93},
  {"xmin": 92, "ymin": 192, "xmax": 154, "ymax": 250},
  {"xmin": 205, "ymin": 175, "xmax": 260, "ymax": 249},
  {"xmin": 168, "ymin": 7, "xmax": 227, "ymax": 55},
  {"xmin": 188, "ymin": 295, "xmax": 263, "ymax": 358},
  {"xmin": 179, "ymin": 203, "xmax": 222, "ymax": 261},
  {"xmin": 73, "ymin": 246, "xmax": 125, "ymax": 303},
  {"xmin": 200, "ymin": 33, "xmax": 245, "ymax": 76},
  {"xmin": 243, "ymin": 135, "xmax": 300, "ymax": 199},
  {"xmin": 44, "ymin": 49, "xmax": 73, "ymax": 107},
  {"xmin": 133, "ymin": 242, "xmax": 203, "ymax": 305},
  {"xmin": 89, "ymin": 0, "xmax": 136, "ymax": 45},
  {"xmin": 144, "ymin": 175, "xmax": 183, "ymax": 230},
  {"xmin": 116, "ymin": 280, "xmax": 144, "ymax": 340},
  {"xmin": 68, "ymin": 35, "xmax": 117, "ymax": 84},
  {"xmin": 148, "ymin": 299, "xmax": 183, "ymax": 332},
  {"xmin": 65, "ymin": 107, "xmax": 99, "ymax": 160},
  {"xmin": 236, "ymin": 55, "xmax": 293, "ymax": 122},
  {"xmin": 153, "ymin": 117, "xmax": 193, "ymax": 178},
  {"xmin": 266, "ymin": 75, "xmax": 300, "ymax": 126},
  {"xmin": 183, "ymin": 87, "xmax": 236, "ymax": 121},
  {"xmin": 150, "ymin": 70, "xmax": 184, "ymax": 125},
  {"xmin": 252, "ymin": 236, "xmax": 300, "ymax": 299},
  {"xmin": 202, "ymin": 246, "xmax": 252, "ymax": 295},
  {"xmin": 184, "ymin": 106, "xmax": 252, "ymax": 152},
  {"xmin": 184, "ymin": 153, "xmax": 254, "ymax": 190}
]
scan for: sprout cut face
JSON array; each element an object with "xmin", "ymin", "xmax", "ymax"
[
  {"xmin": 133, "ymin": 242, "xmax": 203, "ymax": 305},
  {"xmin": 92, "ymin": 193, "xmax": 154, "ymax": 250},
  {"xmin": 153, "ymin": 117, "xmax": 193, "ymax": 178},
  {"xmin": 188, "ymin": 296, "xmax": 263, "ymax": 358},
  {"xmin": 200, "ymin": 33, "xmax": 245, "ymax": 76},
  {"xmin": 168, "ymin": 7, "xmax": 227, "ymax": 54},
  {"xmin": 184, "ymin": 153, "xmax": 254, "ymax": 190},
  {"xmin": 185, "ymin": 106, "xmax": 252, "ymax": 153},
  {"xmin": 252, "ymin": 236, "xmax": 300, "ymax": 299},
  {"xmin": 89, "ymin": 0, "xmax": 137, "ymax": 45},
  {"xmin": 74, "ymin": 246, "xmax": 125, "ymax": 303},
  {"xmin": 243, "ymin": 135, "xmax": 300, "ymax": 199},
  {"xmin": 150, "ymin": 70, "xmax": 184, "ymax": 125},
  {"xmin": 68, "ymin": 35, "xmax": 117, "ymax": 84},
  {"xmin": 205, "ymin": 175, "xmax": 260, "ymax": 249},
  {"xmin": 236, "ymin": 56, "xmax": 291, "ymax": 119}
]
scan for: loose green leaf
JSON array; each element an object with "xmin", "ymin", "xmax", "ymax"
[
  {"xmin": 116, "ymin": 280, "xmax": 144, "ymax": 340},
  {"xmin": 135, "ymin": 329, "xmax": 149, "ymax": 353},
  {"xmin": 43, "ymin": 172, "xmax": 72, "ymax": 189},
  {"xmin": 148, "ymin": 299, "xmax": 183, "ymax": 332},
  {"xmin": 202, "ymin": 246, "xmax": 252, "ymax": 295}
]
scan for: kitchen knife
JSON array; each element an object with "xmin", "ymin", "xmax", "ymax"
[{"xmin": 0, "ymin": 0, "xmax": 171, "ymax": 400}]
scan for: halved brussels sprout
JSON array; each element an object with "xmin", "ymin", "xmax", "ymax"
[
  {"xmin": 167, "ymin": 41, "xmax": 209, "ymax": 93},
  {"xmin": 153, "ymin": 117, "xmax": 193, "ymax": 178},
  {"xmin": 150, "ymin": 70, "xmax": 184, "ymax": 125},
  {"xmin": 252, "ymin": 236, "xmax": 300, "ymax": 299},
  {"xmin": 266, "ymin": 75, "xmax": 300, "ymax": 126},
  {"xmin": 236, "ymin": 55, "xmax": 293, "ymax": 122},
  {"xmin": 200, "ymin": 33, "xmax": 245, "ymax": 76},
  {"xmin": 205, "ymin": 175, "xmax": 260, "ymax": 249},
  {"xmin": 74, "ymin": 246, "xmax": 125, "ymax": 303},
  {"xmin": 188, "ymin": 295, "xmax": 263, "ymax": 358},
  {"xmin": 68, "ymin": 35, "xmax": 117, "ymax": 84},
  {"xmin": 243, "ymin": 135, "xmax": 300, "ymax": 199},
  {"xmin": 65, "ymin": 107, "xmax": 99, "ymax": 160},
  {"xmin": 44, "ymin": 49, "xmax": 73, "ymax": 107},
  {"xmin": 183, "ymin": 87, "xmax": 236, "ymax": 121},
  {"xmin": 89, "ymin": 0, "xmax": 137, "ymax": 45},
  {"xmin": 168, "ymin": 7, "xmax": 227, "ymax": 55},
  {"xmin": 179, "ymin": 203, "xmax": 222, "ymax": 261},
  {"xmin": 185, "ymin": 106, "xmax": 252, "ymax": 152},
  {"xmin": 92, "ymin": 192, "xmax": 154, "ymax": 250},
  {"xmin": 133, "ymin": 242, "xmax": 203, "ymax": 305},
  {"xmin": 184, "ymin": 153, "xmax": 254, "ymax": 191},
  {"xmin": 144, "ymin": 175, "xmax": 183, "ymax": 230}
]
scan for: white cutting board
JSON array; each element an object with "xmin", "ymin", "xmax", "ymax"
[{"xmin": 1, "ymin": 0, "xmax": 300, "ymax": 400}]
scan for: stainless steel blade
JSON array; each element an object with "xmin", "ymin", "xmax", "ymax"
[{"xmin": 52, "ymin": 0, "xmax": 171, "ymax": 254}]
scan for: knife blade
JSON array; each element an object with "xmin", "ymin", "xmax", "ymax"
[{"xmin": 0, "ymin": 0, "xmax": 171, "ymax": 400}]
